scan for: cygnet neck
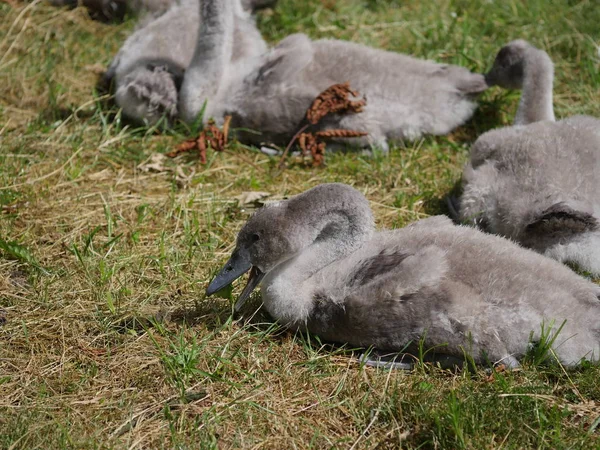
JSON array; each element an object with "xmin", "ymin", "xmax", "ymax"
[
  {"xmin": 179, "ymin": 0, "xmax": 234, "ymax": 123},
  {"xmin": 515, "ymin": 46, "xmax": 555, "ymax": 125},
  {"xmin": 261, "ymin": 187, "xmax": 374, "ymax": 326}
]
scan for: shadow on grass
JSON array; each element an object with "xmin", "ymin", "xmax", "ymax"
[
  {"xmin": 37, "ymin": 105, "xmax": 97, "ymax": 124},
  {"xmin": 170, "ymin": 297, "xmax": 234, "ymax": 329},
  {"xmin": 422, "ymin": 178, "xmax": 463, "ymax": 219},
  {"xmin": 449, "ymin": 91, "xmax": 509, "ymax": 144}
]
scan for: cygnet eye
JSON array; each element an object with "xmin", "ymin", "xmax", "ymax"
[{"xmin": 250, "ymin": 233, "xmax": 260, "ymax": 243}]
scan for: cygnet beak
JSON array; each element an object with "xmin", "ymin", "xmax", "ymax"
[
  {"xmin": 483, "ymin": 71, "xmax": 496, "ymax": 87},
  {"xmin": 206, "ymin": 249, "xmax": 252, "ymax": 296},
  {"xmin": 234, "ymin": 266, "xmax": 265, "ymax": 312},
  {"xmin": 205, "ymin": 249, "xmax": 265, "ymax": 312}
]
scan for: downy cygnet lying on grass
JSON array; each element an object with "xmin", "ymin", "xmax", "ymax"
[
  {"xmin": 456, "ymin": 40, "xmax": 600, "ymax": 276},
  {"xmin": 178, "ymin": 0, "xmax": 488, "ymax": 150},
  {"xmin": 207, "ymin": 183, "xmax": 600, "ymax": 369},
  {"xmin": 105, "ymin": 0, "xmax": 273, "ymax": 124},
  {"xmin": 112, "ymin": 0, "xmax": 487, "ymax": 150}
]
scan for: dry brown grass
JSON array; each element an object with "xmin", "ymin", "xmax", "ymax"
[{"xmin": 1, "ymin": 0, "xmax": 599, "ymax": 448}]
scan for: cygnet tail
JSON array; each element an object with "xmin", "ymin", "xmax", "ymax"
[
  {"xmin": 525, "ymin": 202, "xmax": 598, "ymax": 238},
  {"xmin": 455, "ymin": 73, "xmax": 489, "ymax": 95}
]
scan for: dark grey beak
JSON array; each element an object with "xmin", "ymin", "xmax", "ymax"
[
  {"xmin": 233, "ymin": 266, "xmax": 265, "ymax": 312},
  {"xmin": 206, "ymin": 249, "xmax": 253, "ymax": 296},
  {"xmin": 484, "ymin": 71, "xmax": 496, "ymax": 87},
  {"xmin": 206, "ymin": 249, "xmax": 265, "ymax": 312}
]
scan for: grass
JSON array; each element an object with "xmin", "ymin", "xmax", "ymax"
[{"xmin": 1, "ymin": 0, "xmax": 599, "ymax": 448}]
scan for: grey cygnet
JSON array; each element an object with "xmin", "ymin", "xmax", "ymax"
[
  {"xmin": 207, "ymin": 183, "xmax": 600, "ymax": 368},
  {"xmin": 458, "ymin": 40, "xmax": 600, "ymax": 275}
]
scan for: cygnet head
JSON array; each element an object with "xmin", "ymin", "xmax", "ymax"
[
  {"xmin": 235, "ymin": 203, "xmax": 295, "ymax": 273},
  {"xmin": 116, "ymin": 64, "xmax": 180, "ymax": 126},
  {"xmin": 206, "ymin": 183, "xmax": 374, "ymax": 310},
  {"xmin": 485, "ymin": 39, "xmax": 533, "ymax": 89}
]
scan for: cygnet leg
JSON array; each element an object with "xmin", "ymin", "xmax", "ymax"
[
  {"xmin": 358, "ymin": 351, "xmax": 470, "ymax": 370},
  {"xmin": 496, "ymin": 354, "xmax": 521, "ymax": 369},
  {"xmin": 358, "ymin": 352, "xmax": 414, "ymax": 370}
]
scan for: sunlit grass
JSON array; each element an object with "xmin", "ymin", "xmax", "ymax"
[{"xmin": 0, "ymin": 0, "xmax": 599, "ymax": 448}]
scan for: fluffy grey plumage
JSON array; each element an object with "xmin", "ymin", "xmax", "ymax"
[
  {"xmin": 179, "ymin": 0, "xmax": 487, "ymax": 150},
  {"xmin": 208, "ymin": 184, "xmax": 600, "ymax": 368},
  {"xmin": 105, "ymin": 0, "xmax": 269, "ymax": 125},
  {"xmin": 459, "ymin": 40, "xmax": 600, "ymax": 275}
]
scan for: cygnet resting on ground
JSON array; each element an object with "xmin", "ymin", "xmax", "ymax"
[
  {"xmin": 104, "ymin": 0, "xmax": 271, "ymax": 124},
  {"xmin": 111, "ymin": 0, "xmax": 487, "ymax": 148},
  {"xmin": 206, "ymin": 183, "xmax": 600, "ymax": 368},
  {"xmin": 177, "ymin": 0, "xmax": 488, "ymax": 150},
  {"xmin": 457, "ymin": 40, "xmax": 600, "ymax": 275}
]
